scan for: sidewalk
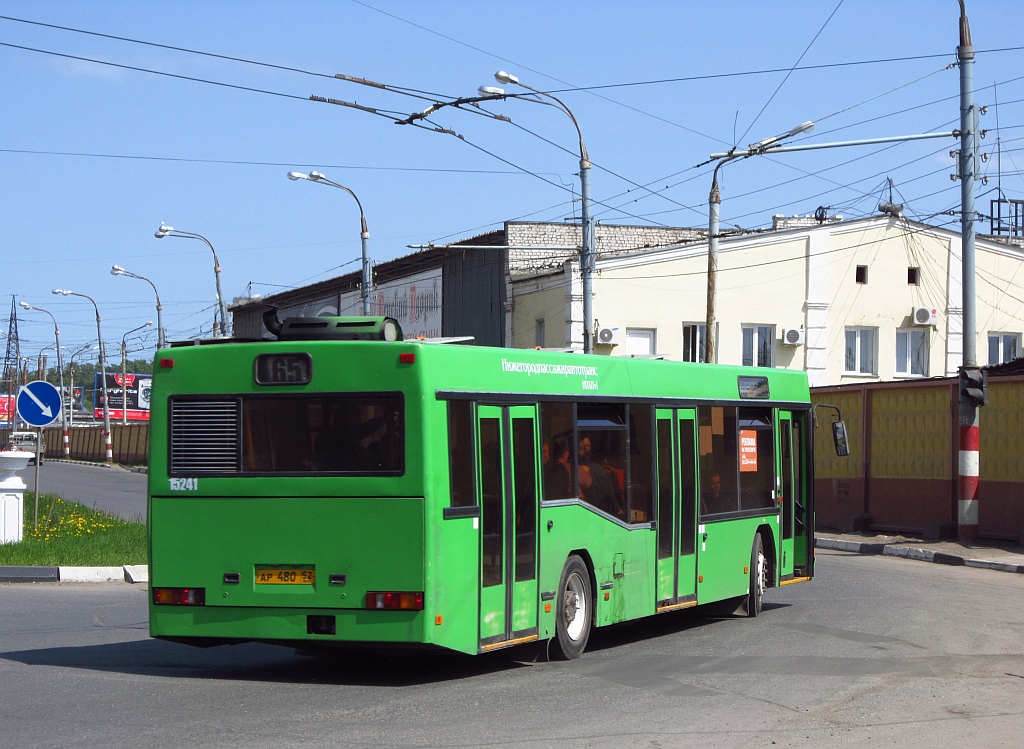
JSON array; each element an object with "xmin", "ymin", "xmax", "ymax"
[{"xmin": 816, "ymin": 531, "xmax": 1024, "ymax": 574}]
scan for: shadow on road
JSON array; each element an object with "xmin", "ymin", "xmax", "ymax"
[
  {"xmin": 1, "ymin": 603, "xmax": 793, "ymax": 685},
  {"xmin": 0, "ymin": 638, "xmax": 525, "ymax": 686}
]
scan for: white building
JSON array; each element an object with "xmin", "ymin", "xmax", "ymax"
[{"xmin": 510, "ymin": 215, "xmax": 1024, "ymax": 386}]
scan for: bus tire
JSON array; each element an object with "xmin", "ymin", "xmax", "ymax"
[
  {"xmin": 553, "ymin": 555, "xmax": 592, "ymax": 660},
  {"xmin": 747, "ymin": 534, "xmax": 767, "ymax": 618}
]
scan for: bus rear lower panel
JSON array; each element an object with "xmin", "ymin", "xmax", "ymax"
[{"xmin": 148, "ymin": 495, "xmax": 431, "ymax": 649}]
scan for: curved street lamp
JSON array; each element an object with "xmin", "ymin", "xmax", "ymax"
[
  {"xmin": 287, "ymin": 171, "xmax": 373, "ymax": 316},
  {"xmin": 120, "ymin": 321, "xmax": 153, "ymax": 426},
  {"xmin": 67, "ymin": 343, "xmax": 99, "ymax": 429},
  {"xmin": 703, "ymin": 120, "xmax": 814, "ymax": 364},
  {"xmin": 52, "ymin": 289, "xmax": 113, "ymax": 463},
  {"xmin": 19, "ymin": 301, "xmax": 70, "ymax": 457},
  {"xmin": 154, "ymin": 224, "xmax": 229, "ymax": 337},
  {"xmin": 112, "ymin": 265, "xmax": 165, "ymax": 348},
  {"xmin": 483, "ymin": 71, "xmax": 595, "ymax": 353}
]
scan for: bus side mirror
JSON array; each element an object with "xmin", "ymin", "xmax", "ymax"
[{"xmin": 832, "ymin": 421, "xmax": 850, "ymax": 457}]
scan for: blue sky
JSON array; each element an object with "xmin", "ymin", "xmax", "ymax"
[{"xmin": 3, "ymin": 1, "xmax": 1023, "ymax": 361}]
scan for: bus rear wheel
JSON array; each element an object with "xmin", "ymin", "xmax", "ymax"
[
  {"xmin": 746, "ymin": 534, "xmax": 767, "ymax": 617},
  {"xmin": 553, "ymin": 555, "xmax": 592, "ymax": 660}
]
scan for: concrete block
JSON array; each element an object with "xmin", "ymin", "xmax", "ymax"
[
  {"xmin": 123, "ymin": 565, "xmax": 148, "ymax": 584},
  {"xmin": 923, "ymin": 522, "xmax": 957, "ymax": 541},
  {"xmin": 836, "ymin": 513, "xmax": 871, "ymax": 533},
  {"xmin": 0, "ymin": 565, "xmax": 58, "ymax": 583},
  {"xmin": 58, "ymin": 566, "xmax": 125, "ymax": 583}
]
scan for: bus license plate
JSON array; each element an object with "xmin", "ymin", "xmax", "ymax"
[{"xmin": 255, "ymin": 567, "xmax": 315, "ymax": 585}]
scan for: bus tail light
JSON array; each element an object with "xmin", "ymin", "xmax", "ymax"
[
  {"xmin": 153, "ymin": 587, "xmax": 206, "ymax": 606},
  {"xmin": 365, "ymin": 591, "xmax": 424, "ymax": 611},
  {"xmin": 399, "ymin": 353, "xmax": 415, "ymax": 364}
]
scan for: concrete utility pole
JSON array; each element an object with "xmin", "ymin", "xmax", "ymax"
[{"xmin": 956, "ymin": 0, "xmax": 982, "ymax": 542}]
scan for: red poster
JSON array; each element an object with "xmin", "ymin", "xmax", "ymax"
[{"xmin": 740, "ymin": 429, "xmax": 758, "ymax": 472}]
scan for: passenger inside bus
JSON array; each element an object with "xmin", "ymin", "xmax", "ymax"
[
  {"xmin": 544, "ymin": 438, "xmax": 574, "ymax": 499},
  {"xmin": 578, "ymin": 435, "xmax": 623, "ymax": 516}
]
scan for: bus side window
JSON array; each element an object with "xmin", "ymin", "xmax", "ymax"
[
  {"xmin": 448, "ymin": 401, "xmax": 476, "ymax": 507},
  {"xmin": 628, "ymin": 404, "xmax": 654, "ymax": 523},
  {"xmin": 698, "ymin": 406, "xmax": 738, "ymax": 515},
  {"xmin": 540, "ymin": 402, "xmax": 575, "ymax": 500}
]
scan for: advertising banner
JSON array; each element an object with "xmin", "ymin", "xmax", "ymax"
[
  {"xmin": 0, "ymin": 394, "xmax": 13, "ymax": 428},
  {"xmin": 93, "ymin": 372, "xmax": 152, "ymax": 421}
]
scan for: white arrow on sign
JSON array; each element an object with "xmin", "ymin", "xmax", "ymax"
[{"xmin": 19, "ymin": 385, "xmax": 53, "ymax": 418}]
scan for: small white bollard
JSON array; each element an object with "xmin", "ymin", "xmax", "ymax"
[{"xmin": 1, "ymin": 451, "xmax": 32, "ymax": 544}]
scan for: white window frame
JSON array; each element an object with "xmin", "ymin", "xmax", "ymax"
[
  {"xmin": 844, "ymin": 327, "xmax": 878, "ymax": 376},
  {"xmin": 896, "ymin": 328, "xmax": 929, "ymax": 377},
  {"xmin": 741, "ymin": 325, "xmax": 774, "ymax": 368},
  {"xmin": 625, "ymin": 327, "xmax": 656, "ymax": 357},
  {"xmin": 988, "ymin": 332, "xmax": 1021, "ymax": 365}
]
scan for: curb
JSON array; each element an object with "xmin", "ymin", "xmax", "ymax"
[
  {"xmin": 0, "ymin": 565, "xmax": 148, "ymax": 584},
  {"xmin": 815, "ymin": 537, "xmax": 1024, "ymax": 574}
]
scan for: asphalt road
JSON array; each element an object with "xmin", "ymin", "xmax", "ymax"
[
  {"xmin": 21, "ymin": 461, "xmax": 147, "ymax": 521},
  {"xmin": 2, "ymin": 549, "xmax": 1022, "ymax": 748}
]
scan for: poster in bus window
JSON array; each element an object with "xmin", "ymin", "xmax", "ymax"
[
  {"xmin": 93, "ymin": 372, "xmax": 152, "ymax": 421},
  {"xmin": 739, "ymin": 429, "xmax": 758, "ymax": 471}
]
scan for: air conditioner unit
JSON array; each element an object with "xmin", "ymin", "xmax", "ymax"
[
  {"xmin": 781, "ymin": 328, "xmax": 805, "ymax": 346},
  {"xmin": 913, "ymin": 306, "xmax": 938, "ymax": 326},
  {"xmin": 596, "ymin": 326, "xmax": 621, "ymax": 345}
]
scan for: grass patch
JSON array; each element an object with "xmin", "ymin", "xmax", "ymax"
[{"xmin": 0, "ymin": 492, "xmax": 147, "ymax": 567}]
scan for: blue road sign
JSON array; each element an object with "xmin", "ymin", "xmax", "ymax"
[{"xmin": 17, "ymin": 380, "xmax": 62, "ymax": 427}]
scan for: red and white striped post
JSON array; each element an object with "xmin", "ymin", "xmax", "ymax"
[{"xmin": 957, "ymin": 411, "xmax": 980, "ymax": 542}]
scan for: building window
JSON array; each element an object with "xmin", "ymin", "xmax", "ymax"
[
  {"xmin": 682, "ymin": 323, "xmax": 715, "ymax": 363},
  {"xmin": 534, "ymin": 318, "xmax": 545, "ymax": 348},
  {"xmin": 844, "ymin": 328, "xmax": 877, "ymax": 375},
  {"xmin": 741, "ymin": 325, "xmax": 774, "ymax": 368},
  {"xmin": 625, "ymin": 328, "xmax": 656, "ymax": 357},
  {"xmin": 988, "ymin": 332, "xmax": 1021, "ymax": 365},
  {"xmin": 908, "ymin": 267, "xmax": 920, "ymax": 285},
  {"xmin": 896, "ymin": 328, "xmax": 929, "ymax": 377},
  {"xmin": 856, "ymin": 265, "xmax": 869, "ymax": 284}
]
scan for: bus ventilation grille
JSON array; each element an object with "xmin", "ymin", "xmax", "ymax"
[{"xmin": 169, "ymin": 399, "xmax": 241, "ymax": 473}]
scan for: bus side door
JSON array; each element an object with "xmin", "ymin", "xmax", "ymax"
[
  {"xmin": 476, "ymin": 404, "xmax": 540, "ymax": 650},
  {"xmin": 655, "ymin": 408, "xmax": 698, "ymax": 611},
  {"xmin": 779, "ymin": 410, "xmax": 811, "ymax": 579}
]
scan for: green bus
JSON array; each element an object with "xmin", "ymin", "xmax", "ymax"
[{"xmin": 149, "ymin": 315, "xmax": 835, "ymax": 659}]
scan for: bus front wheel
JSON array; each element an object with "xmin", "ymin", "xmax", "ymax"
[
  {"xmin": 746, "ymin": 534, "xmax": 767, "ymax": 617},
  {"xmin": 553, "ymin": 555, "xmax": 592, "ymax": 660}
]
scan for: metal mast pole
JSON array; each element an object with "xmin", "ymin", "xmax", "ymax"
[{"xmin": 580, "ymin": 152, "xmax": 594, "ymax": 354}]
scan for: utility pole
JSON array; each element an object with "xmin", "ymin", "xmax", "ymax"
[{"xmin": 956, "ymin": 0, "xmax": 982, "ymax": 542}]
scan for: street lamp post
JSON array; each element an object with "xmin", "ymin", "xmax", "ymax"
[
  {"xmin": 52, "ymin": 289, "xmax": 113, "ymax": 463},
  {"xmin": 702, "ymin": 125, "xmax": 957, "ymax": 364},
  {"xmin": 120, "ymin": 321, "xmax": 152, "ymax": 426},
  {"xmin": 153, "ymin": 225, "xmax": 229, "ymax": 337},
  {"xmin": 287, "ymin": 171, "xmax": 373, "ymax": 315},
  {"xmin": 488, "ymin": 71, "xmax": 595, "ymax": 353},
  {"xmin": 19, "ymin": 301, "xmax": 70, "ymax": 458},
  {"xmin": 67, "ymin": 344, "xmax": 98, "ymax": 430},
  {"xmin": 112, "ymin": 265, "xmax": 165, "ymax": 348}
]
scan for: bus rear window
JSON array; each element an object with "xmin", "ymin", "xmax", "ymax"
[{"xmin": 170, "ymin": 394, "xmax": 403, "ymax": 475}]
